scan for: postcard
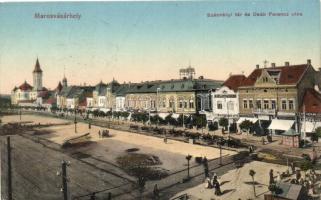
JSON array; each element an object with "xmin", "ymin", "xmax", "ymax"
[{"xmin": 0, "ymin": 0, "xmax": 321, "ymax": 200}]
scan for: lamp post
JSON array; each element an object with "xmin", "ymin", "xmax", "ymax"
[
  {"xmin": 186, "ymin": 154, "xmax": 192, "ymax": 179},
  {"xmin": 219, "ymin": 138, "xmax": 222, "ymax": 165},
  {"xmin": 149, "ymin": 97, "xmax": 151, "ymax": 126},
  {"xmin": 74, "ymin": 107, "xmax": 77, "ymax": 133},
  {"xmin": 223, "ymin": 91, "xmax": 230, "ymax": 146},
  {"xmin": 156, "ymin": 88, "xmax": 161, "ymax": 128}
]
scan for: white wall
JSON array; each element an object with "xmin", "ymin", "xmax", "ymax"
[{"xmin": 212, "ymin": 86, "xmax": 239, "ymax": 118}]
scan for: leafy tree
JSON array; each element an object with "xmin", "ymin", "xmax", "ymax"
[
  {"xmin": 208, "ymin": 122, "xmax": 218, "ymax": 131},
  {"xmin": 177, "ymin": 114, "xmax": 188, "ymax": 127},
  {"xmin": 195, "ymin": 114, "xmax": 206, "ymax": 128},
  {"xmin": 312, "ymin": 127, "xmax": 321, "ymax": 142},
  {"xmin": 239, "ymin": 120, "xmax": 254, "ymax": 132},
  {"xmin": 165, "ymin": 114, "xmax": 177, "ymax": 126},
  {"xmin": 300, "ymin": 160, "xmax": 313, "ymax": 175},
  {"xmin": 219, "ymin": 118, "xmax": 228, "ymax": 130}
]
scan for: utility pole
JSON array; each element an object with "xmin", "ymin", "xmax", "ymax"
[
  {"xmin": 7, "ymin": 136, "xmax": 12, "ymax": 200},
  {"xmin": 61, "ymin": 161, "xmax": 68, "ymax": 200}
]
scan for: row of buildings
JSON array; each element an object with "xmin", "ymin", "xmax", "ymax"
[{"xmin": 11, "ymin": 58, "xmax": 321, "ymax": 134}]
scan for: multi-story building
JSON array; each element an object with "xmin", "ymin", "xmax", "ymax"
[
  {"xmin": 157, "ymin": 77, "xmax": 222, "ymax": 114},
  {"xmin": 57, "ymin": 86, "xmax": 94, "ymax": 109},
  {"xmin": 125, "ymin": 81, "xmax": 159, "ymax": 112},
  {"xmin": 11, "ymin": 58, "xmax": 48, "ymax": 106},
  {"xmin": 212, "ymin": 74, "xmax": 246, "ymax": 123},
  {"xmin": 238, "ymin": 60, "xmax": 319, "ymax": 134}
]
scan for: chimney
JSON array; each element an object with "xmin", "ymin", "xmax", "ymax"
[
  {"xmin": 271, "ymin": 63, "xmax": 276, "ymax": 68},
  {"xmin": 256, "ymin": 64, "xmax": 259, "ymax": 69},
  {"xmin": 307, "ymin": 59, "xmax": 311, "ymax": 65},
  {"xmin": 285, "ymin": 62, "xmax": 289, "ymax": 66}
]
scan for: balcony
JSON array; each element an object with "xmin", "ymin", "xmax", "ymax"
[{"xmin": 253, "ymin": 108, "xmax": 276, "ymax": 115}]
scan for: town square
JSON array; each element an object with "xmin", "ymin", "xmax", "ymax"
[{"xmin": 1, "ymin": 0, "xmax": 321, "ymax": 200}]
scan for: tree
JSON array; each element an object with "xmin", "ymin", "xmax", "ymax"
[
  {"xmin": 239, "ymin": 120, "xmax": 254, "ymax": 133},
  {"xmin": 195, "ymin": 114, "xmax": 206, "ymax": 129},
  {"xmin": 219, "ymin": 118, "xmax": 228, "ymax": 130},
  {"xmin": 249, "ymin": 169, "xmax": 256, "ymax": 197},
  {"xmin": 312, "ymin": 127, "xmax": 321, "ymax": 142},
  {"xmin": 300, "ymin": 160, "xmax": 313, "ymax": 176}
]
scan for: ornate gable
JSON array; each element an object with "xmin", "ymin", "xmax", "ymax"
[{"xmin": 255, "ymin": 69, "xmax": 277, "ymax": 87}]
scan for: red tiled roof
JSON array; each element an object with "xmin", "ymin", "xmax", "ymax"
[
  {"xmin": 44, "ymin": 98, "xmax": 56, "ymax": 105},
  {"xmin": 33, "ymin": 58, "xmax": 43, "ymax": 73},
  {"xmin": 242, "ymin": 64, "xmax": 309, "ymax": 86},
  {"xmin": 19, "ymin": 81, "xmax": 33, "ymax": 91},
  {"xmin": 37, "ymin": 91, "xmax": 49, "ymax": 98},
  {"xmin": 79, "ymin": 99, "xmax": 87, "ymax": 107},
  {"xmin": 223, "ymin": 75, "xmax": 247, "ymax": 91},
  {"xmin": 300, "ymin": 89, "xmax": 321, "ymax": 113}
]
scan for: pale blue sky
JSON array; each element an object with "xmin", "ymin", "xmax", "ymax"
[{"xmin": 0, "ymin": 0, "xmax": 320, "ymax": 94}]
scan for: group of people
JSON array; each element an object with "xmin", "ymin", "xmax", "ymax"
[
  {"xmin": 204, "ymin": 173, "xmax": 222, "ymax": 196},
  {"xmin": 98, "ymin": 129, "xmax": 110, "ymax": 138}
]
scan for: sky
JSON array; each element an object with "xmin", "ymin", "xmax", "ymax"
[{"xmin": 0, "ymin": 0, "xmax": 320, "ymax": 94}]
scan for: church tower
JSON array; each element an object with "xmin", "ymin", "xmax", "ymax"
[
  {"xmin": 62, "ymin": 75, "xmax": 68, "ymax": 87},
  {"xmin": 33, "ymin": 58, "xmax": 43, "ymax": 91}
]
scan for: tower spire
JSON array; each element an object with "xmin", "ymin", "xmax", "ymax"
[{"xmin": 33, "ymin": 58, "xmax": 43, "ymax": 73}]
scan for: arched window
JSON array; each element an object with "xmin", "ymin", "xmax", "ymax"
[{"xmin": 189, "ymin": 99, "xmax": 194, "ymax": 108}]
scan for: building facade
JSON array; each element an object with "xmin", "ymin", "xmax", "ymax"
[
  {"xmin": 238, "ymin": 60, "xmax": 317, "ymax": 120},
  {"xmin": 212, "ymin": 74, "xmax": 246, "ymax": 122},
  {"xmin": 11, "ymin": 58, "xmax": 48, "ymax": 106}
]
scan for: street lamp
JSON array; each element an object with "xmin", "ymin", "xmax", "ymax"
[
  {"xmin": 156, "ymin": 88, "xmax": 161, "ymax": 127},
  {"xmin": 223, "ymin": 91, "xmax": 230, "ymax": 146},
  {"xmin": 74, "ymin": 107, "xmax": 77, "ymax": 133},
  {"xmin": 185, "ymin": 154, "xmax": 192, "ymax": 179}
]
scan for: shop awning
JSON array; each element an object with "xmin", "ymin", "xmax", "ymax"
[
  {"xmin": 258, "ymin": 115, "xmax": 270, "ymax": 120},
  {"xmin": 236, "ymin": 117, "xmax": 258, "ymax": 124},
  {"xmin": 301, "ymin": 122, "xmax": 321, "ymax": 133},
  {"xmin": 99, "ymin": 108, "xmax": 110, "ymax": 113},
  {"xmin": 268, "ymin": 119, "xmax": 294, "ymax": 131},
  {"xmin": 158, "ymin": 113, "xmax": 169, "ymax": 120},
  {"xmin": 301, "ymin": 121, "xmax": 315, "ymax": 133},
  {"xmin": 172, "ymin": 113, "xmax": 180, "ymax": 119}
]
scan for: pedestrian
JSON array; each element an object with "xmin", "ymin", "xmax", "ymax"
[
  {"xmin": 98, "ymin": 130, "xmax": 101, "ymax": 138},
  {"xmin": 262, "ymin": 136, "xmax": 265, "ymax": 145},
  {"xmin": 213, "ymin": 176, "xmax": 222, "ymax": 196},
  {"xmin": 269, "ymin": 169, "xmax": 274, "ymax": 185},
  {"xmin": 89, "ymin": 122, "xmax": 91, "ymax": 129},
  {"xmin": 203, "ymin": 156, "xmax": 209, "ymax": 177},
  {"xmin": 164, "ymin": 136, "xmax": 167, "ymax": 144},
  {"xmin": 296, "ymin": 170, "xmax": 301, "ymax": 181},
  {"xmin": 153, "ymin": 184, "xmax": 159, "ymax": 199},
  {"xmin": 291, "ymin": 162, "xmax": 295, "ymax": 174}
]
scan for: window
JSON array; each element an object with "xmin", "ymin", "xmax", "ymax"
[
  {"xmin": 189, "ymin": 100, "xmax": 194, "ymax": 108},
  {"xmin": 263, "ymin": 100, "xmax": 269, "ymax": 109},
  {"xmin": 271, "ymin": 100, "xmax": 276, "ymax": 109},
  {"xmin": 228, "ymin": 101, "xmax": 234, "ymax": 111},
  {"xmin": 243, "ymin": 100, "xmax": 248, "ymax": 109},
  {"xmin": 179, "ymin": 99, "xmax": 183, "ymax": 108},
  {"xmin": 162, "ymin": 99, "xmax": 166, "ymax": 108},
  {"xmin": 256, "ymin": 100, "xmax": 261, "ymax": 109},
  {"xmin": 184, "ymin": 100, "xmax": 188, "ymax": 108},
  {"xmin": 217, "ymin": 101, "xmax": 222, "ymax": 109},
  {"xmin": 249, "ymin": 100, "xmax": 253, "ymax": 109},
  {"xmin": 282, "ymin": 100, "xmax": 287, "ymax": 110},
  {"xmin": 289, "ymin": 100, "xmax": 294, "ymax": 110}
]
